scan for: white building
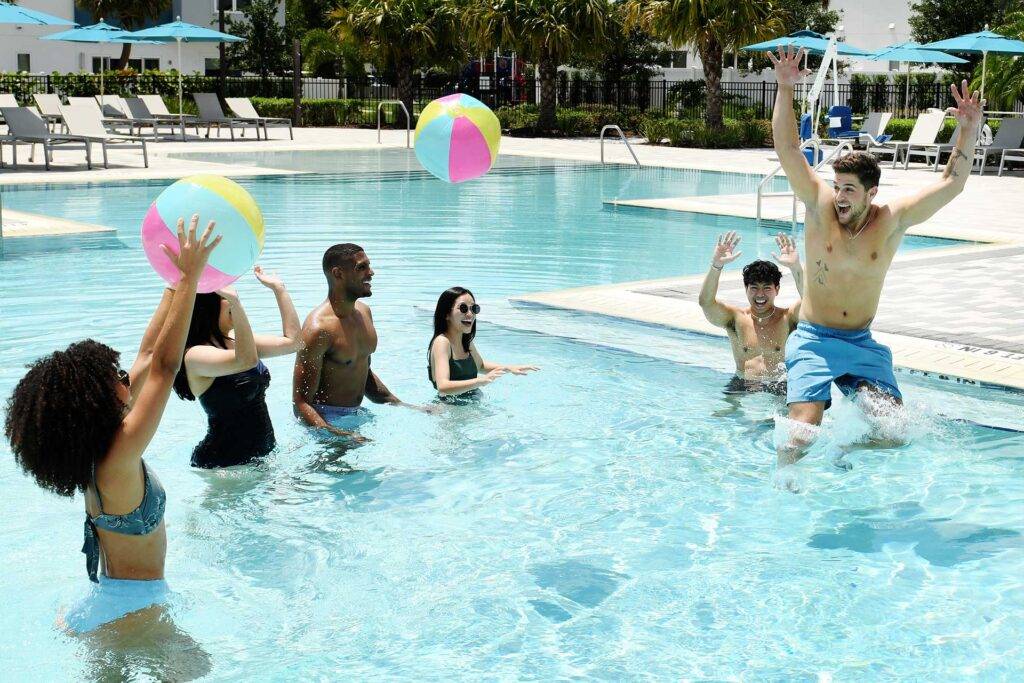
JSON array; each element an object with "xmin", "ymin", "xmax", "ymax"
[{"xmin": 0, "ymin": 1, "xmax": 284, "ymax": 76}]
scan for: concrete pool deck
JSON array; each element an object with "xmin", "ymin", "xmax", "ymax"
[{"xmin": 2, "ymin": 126, "xmax": 1023, "ymax": 389}]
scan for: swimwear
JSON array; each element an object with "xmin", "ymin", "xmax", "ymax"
[
  {"xmin": 62, "ymin": 575, "xmax": 170, "ymax": 634},
  {"xmin": 724, "ymin": 375, "xmax": 787, "ymax": 397},
  {"xmin": 785, "ymin": 321, "xmax": 902, "ymax": 407},
  {"xmin": 428, "ymin": 344, "xmax": 479, "ymax": 390},
  {"xmin": 83, "ymin": 460, "xmax": 166, "ymax": 584},
  {"xmin": 191, "ymin": 361, "xmax": 274, "ymax": 468},
  {"xmin": 313, "ymin": 403, "xmax": 370, "ymax": 431}
]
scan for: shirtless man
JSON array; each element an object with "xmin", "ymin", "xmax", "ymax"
[
  {"xmin": 769, "ymin": 46, "xmax": 983, "ymax": 463},
  {"xmin": 699, "ymin": 232, "xmax": 804, "ymax": 395},
  {"xmin": 293, "ymin": 243, "xmax": 420, "ymax": 439}
]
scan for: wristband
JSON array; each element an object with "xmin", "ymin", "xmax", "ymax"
[{"xmin": 711, "ymin": 264, "xmax": 723, "ymax": 270}]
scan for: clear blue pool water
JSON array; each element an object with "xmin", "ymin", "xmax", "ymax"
[{"xmin": 0, "ymin": 151, "xmax": 1020, "ymax": 679}]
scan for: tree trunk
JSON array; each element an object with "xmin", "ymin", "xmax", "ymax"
[
  {"xmin": 538, "ymin": 55, "xmax": 557, "ymax": 132},
  {"xmin": 701, "ymin": 39, "xmax": 724, "ymax": 130},
  {"xmin": 116, "ymin": 42, "xmax": 132, "ymax": 71},
  {"xmin": 397, "ymin": 54, "xmax": 414, "ymax": 130}
]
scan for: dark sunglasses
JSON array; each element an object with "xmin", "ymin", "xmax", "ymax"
[
  {"xmin": 116, "ymin": 369, "xmax": 131, "ymax": 388},
  {"xmin": 457, "ymin": 303, "xmax": 481, "ymax": 315}
]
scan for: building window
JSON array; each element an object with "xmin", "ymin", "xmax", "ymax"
[
  {"xmin": 92, "ymin": 56, "xmax": 114, "ymax": 73},
  {"xmin": 17, "ymin": 53, "xmax": 30, "ymax": 72},
  {"xmin": 205, "ymin": 58, "xmax": 222, "ymax": 75},
  {"xmin": 215, "ymin": 0, "xmax": 252, "ymax": 12},
  {"xmin": 671, "ymin": 51, "xmax": 687, "ymax": 69}
]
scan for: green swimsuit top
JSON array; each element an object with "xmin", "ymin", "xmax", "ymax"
[{"xmin": 429, "ymin": 342, "xmax": 479, "ymax": 389}]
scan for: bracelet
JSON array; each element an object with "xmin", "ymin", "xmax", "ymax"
[{"xmin": 711, "ymin": 264, "xmax": 723, "ymax": 270}]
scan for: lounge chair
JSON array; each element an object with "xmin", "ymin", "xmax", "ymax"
[
  {"xmin": 225, "ymin": 97, "xmax": 293, "ymax": 140},
  {"xmin": 67, "ymin": 96, "xmax": 133, "ymax": 135},
  {"xmin": 192, "ymin": 92, "xmax": 262, "ymax": 140},
  {"xmin": 58, "ymin": 103, "xmax": 148, "ymax": 168},
  {"xmin": 33, "ymin": 93, "xmax": 65, "ymax": 131},
  {"xmin": 0, "ymin": 93, "xmax": 18, "ymax": 108},
  {"xmin": 976, "ymin": 118, "xmax": 1024, "ymax": 175},
  {"xmin": 903, "ymin": 122, "xmax": 962, "ymax": 171},
  {"xmin": 134, "ymin": 95, "xmax": 201, "ymax": 136},
  {"xmin": 0, "ymin": 106, "xmax": 92, "ymax": 170},
  {"xmin": 826, "ymin": 106, "xmax": 854, "ymax": 139},
  {"xmin": 833, "ymin": 111, "xmax": 892, "ymax": 146},
  {"xmin": 123, "ymin": 97, "xmax": 187, "ymax": 139},
  {"xmin": 867, "ymin": 110, "xmax": 945, "ymax": 168}
]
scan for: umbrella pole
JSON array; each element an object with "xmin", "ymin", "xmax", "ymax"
[
  {"xmin": 177, "ymin": 38, "xmax": 184, "ymax": 140},
  {"xmin": 905, "ymin": 62, "xmax": 910, "ymax": 118},
  {"xmin": 981, "ymin": 50, "xmax": 987, "ymax": 104}
]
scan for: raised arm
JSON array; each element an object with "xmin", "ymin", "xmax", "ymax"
[
  {"xmin": 109, "ymin": 216, "xmax": 220, "ymax": 471},
  {"xmin": 769, "ymin": 47, "xmax": 831, "ymax": 209},
  {"xmin": 252, "ymin": 266, "xmax": 303, "ymax": 358},
  {"xmin": 126, "ymin": 287, "xmax": 174, "ymax": 405},
  {"xmin": 431, "ymin": 337, "xmax": 504, "ymax": 396},
  {"xmin": 771, "ymin": 232, "xmax": 804, "ymax": 325},
  {"xmin": 182, "ymin": 287, "xmax": 258, "ymax": 379},
  {"xmin": 699, "ymin": 232, "xmax": 741, "ymax": 328},
  {"xmin": 891, "ymin": 81, "xmax": 983, "ymax": 234}
]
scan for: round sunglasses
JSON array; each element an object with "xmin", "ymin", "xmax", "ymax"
[{"xmin": 457, "ymin": 303, "xmax": 481, "ymax": 315}]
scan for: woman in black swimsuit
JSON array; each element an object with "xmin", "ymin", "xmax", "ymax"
[
  {"xmin": 428, "ymin": 286, "xmax": 538, "ymax": 397},
  {"xmin": 174, "ymin": 267, "xmax": 302, "ymax": 467}
]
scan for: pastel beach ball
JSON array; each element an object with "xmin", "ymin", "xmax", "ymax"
[
  {"xmin": 414, "ymin": 94, "xmax": 501, "ymax": 183},
  {"xmin": 141, "ymin": 175, "xmax": 264, "ymax": 293}
]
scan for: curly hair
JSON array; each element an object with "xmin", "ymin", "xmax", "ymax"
[
  {"xmin": 742, "ymin": 260, "xmax": 782, "ymax": 288},
  {"xmin": 4, "ymin": 340, "xmax": 125, "ymax": 497}
]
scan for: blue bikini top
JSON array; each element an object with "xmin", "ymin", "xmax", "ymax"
[{"xmin": 82, "ymin": 460, "xmax": 167, "ymax": 582}]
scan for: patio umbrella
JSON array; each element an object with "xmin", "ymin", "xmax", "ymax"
[
  {"xmin": 0, "ymin": 2, "xmax": 76, "ymax": 258},
  {"xmin": 867, "ymin": 43, "xmax": 966, "ymax": 116},
  {"xmin": 922, "ymin": 29, "xmax": 1024, "ymax": 101},
  {"xmin": 41, "ymin": 20, "xmax": 156, "ymax": 97},
  {"xmin": 130, "ymin": 17, "xmax": 243, "ymax": 134}
]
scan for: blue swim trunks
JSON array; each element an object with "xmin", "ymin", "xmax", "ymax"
[
  {"xmin": 61, "ymin": 576, "xmax": 169, "ymax": 633},
  {"xmin": 785, "ymin": 321, "xmax": 902, "ymax": 407},
  {"xmin": 313, "ymin": 403, "xmax": 371, "ymax": 431}
]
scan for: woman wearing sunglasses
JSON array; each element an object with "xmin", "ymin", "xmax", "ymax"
[
  {"xmin": 4, "ymin": 216, "xmax": 219, "ymax": 633},
  {"xmin": 428, "ymin": 287, "xmax": 538, "ymax": 397}
]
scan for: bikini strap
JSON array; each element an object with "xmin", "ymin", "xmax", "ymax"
[{"xmin": 90, "ymin": 462, "xmax": 106, "ymax": 516}]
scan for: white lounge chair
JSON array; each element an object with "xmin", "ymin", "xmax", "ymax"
[
  {"xmin": 123, "ymin": 97, "xmax": 187, "ymax": 139},
  {"xmin": 903, "ymin": 122, "xmax": 962, "ymax": 171},
  {"xmin": 134, "ymin": 95, "xmax": 201, "ymax": 136},
  {"xmin": 225, "ymin": 97, "xmax": 293, "ymax": 140},
  {"xmin": 976, "ymin": 118, "xmax": 1024, "ymax": 175},
  {"xmin": 192, "ymin": 92, "xmax": 261, "ymax": 140},
  {"xmin": 32, "ymin": 93, "xmax": 65, "ymax": 131},
  {"xmin": 59, "ymin": 103, "xmax": 148, "ymax": 168},
  {"xmin": 0, "ymin": 93, "xmax": 18, "ymax": 108},
  {"xmin": 867, "ymin": 110, "xmax": 946, "ymax": 168},
  {"xmin": 67, "ymin": 96, "xmax": 133, "ymax": 134},
  {"xmin": 0, "ymin": 106, "xmax": 92, "ymax": 170},
  {"xmin": 830, "ymin": 111, "xmax": 893, "ymax": 147}
]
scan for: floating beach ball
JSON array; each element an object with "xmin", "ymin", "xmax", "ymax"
[
  {"xmin": 414, "ymin": 94, "xmax": 501, "ymax": 183},
  {"xmin": 141, "ymin": 175, "xmax": 264, "ymax": 293}
]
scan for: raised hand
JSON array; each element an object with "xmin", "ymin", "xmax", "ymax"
[
  {"xmin": 771, "ymin": 233, "xmax": 800, "ymax": 270},
  {"xmin": 506, "ymin": 365, "xmax": 539, "ymax": 375},
  {"xmin": 216, "ymin": 285, "xmax": 239, "ymax": 301},
  {"xmin": 712, "ymin": 231, "xmax": 743, "ymax": 268},
  {"xmin": 480, "ymin": 368, "xmax": 507, "ymax": 385},
  {"xmin": 160, "ymin": 214, "xmax": 220, "ymax": 285},
  {"xmin": 253, "ymin": 265, "xmax": 285, "ymax": 291},
  {"xmin": 768, "ymin": 46, "xmax": 811, "ymax": 88},
  {"xmin": 946, "ymin": 79, "xmax": 985, "ymax": 130}
]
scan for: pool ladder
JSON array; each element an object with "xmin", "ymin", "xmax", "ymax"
[
  {"xmin": 600, "ymin": 125, "xmax": 640, "ymax": 166},
  {"xmin": 756, "ymin": 138, "xmax": 853, "ymax": 231},
  {"xmin": 377, "ymin": 100, "xmax": 411, "ymax": 149}
]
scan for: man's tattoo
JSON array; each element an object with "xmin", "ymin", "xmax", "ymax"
[
  {"xmin": 814, "ymin": 259, "xmax": 829, "ymax": 286},
  {"xmin": 948, "ymin": 147, "xmax": 966, "ymax": 178}
]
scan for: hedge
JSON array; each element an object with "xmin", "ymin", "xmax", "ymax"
[
  {"xmin": 883, "ymin": 117, "xmax": 1000, "ymax": 142},
  {"xmin": 639, "ymin": 116, "xmax": 773, "ymax": 149}
]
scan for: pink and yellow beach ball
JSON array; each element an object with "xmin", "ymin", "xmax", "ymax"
[
  {"xmin": 414, "ymin": 94, "xmax": 501, "ymax": 183},
  {"xmin": 141, "ymin": 175, "xmax": 264, "ymax": 293}
]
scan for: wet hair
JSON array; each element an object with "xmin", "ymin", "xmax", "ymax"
[
  {"xmin": 4, "ymin": 340, "xmax": 125, "ymax": 497},
  {"xmin": 322, "ymin": 243, "xmax": 365, "ymax": 276},
  {"xmin": 832, "ymin": 151, "xmax": 881, "ymax": 190},
  {"xmin": 173, "ymin": 293, "xmax": 229, "ymax": 401},
  {"xmin": 430, "ymin": 287, "xmax": 477, "ymax": 353},
  {"xmin": 742, "ymin": 260, "xmax": 782, "ymax": 287}
]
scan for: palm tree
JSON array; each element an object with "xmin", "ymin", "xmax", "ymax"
[
  {"xmin": 77, "ymin": 1, "xmax": 170, "ymax": 69},
  {"xmin": 625, "ymin": 0, "xmax": 783, "ymax": 129},
  {"xmin": 464, "ymin": 0, "xmax": 609, "ymax": 132},
  {"xmin": 979, "ymin": 9, "xmax": 1024, "ymax": 110},
  {"xmin": 330, "ymin": 0, "xmax": 462, "ymax": 120}
]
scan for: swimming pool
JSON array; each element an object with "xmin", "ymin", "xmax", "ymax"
[{"xmin": 0, "ymin": 152, "xmax": 1020, "ymax": 679}]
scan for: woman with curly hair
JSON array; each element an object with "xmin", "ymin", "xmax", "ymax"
[
  {"xmin": 4, "ymin": 215, "xmax": 219, "ymax": 633},
  {"xmin": 173, "ymin": 267, "xmax": 302, "ymax": 468}
]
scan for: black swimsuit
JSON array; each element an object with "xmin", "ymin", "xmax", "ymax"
[{"xmin": 191, "ymin": 361, "xmax": 275, "ymax": 468}]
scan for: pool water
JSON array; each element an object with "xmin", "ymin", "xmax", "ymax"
[{"xmin": 0, "ymin": 152, "xmax": 1020, "ymax": 679}]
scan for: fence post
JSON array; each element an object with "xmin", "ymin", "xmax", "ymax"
[{"xmin": 292, "ymin": 39, "xmax": 302, "ymax": 127}]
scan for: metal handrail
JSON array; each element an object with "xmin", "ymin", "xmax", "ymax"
[
  {"xmin": 377, "ymin": 100, "xmax": 411, "ymax": 148},
  {"xmin": 600, "ymin": 125, "xmax": 640, "ymax": 166},
  {"xmin": 756, "ymin": 139, "xmax": 819, "ymax": 228}
]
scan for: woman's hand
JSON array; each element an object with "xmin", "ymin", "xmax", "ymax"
[
  {"xmin": 479, "ymin": 368, "xmax": 507, "ymax": 385},
  {"xmin": 506, "ymin": 365, "xmax": 539, "ymax": 375},
  {"xmin": 216, "ymin": 285, "xmax": 240, "ymax": 303},
  {"xmin": 254, "ymin": 266, "xmax": 285, "ymax": 291},
  {"xmin": 161, "ymin": 214, "xmax": 220, "ymax": 285}
]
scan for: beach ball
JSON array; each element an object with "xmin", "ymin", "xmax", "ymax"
[
  {"xmin": 141, "ymin": 175, "xmax": 264, "ymax": 293},
  {"xmin": 414, "ymin": 94, "xmax": 501, "ymax": 183}
]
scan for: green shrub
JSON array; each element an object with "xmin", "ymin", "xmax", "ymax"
[
  {"xmin": 638, "ymin": 116, "xmax": 670, "ymax": 144},
  {"xmin": 883, "ymin": 117, "xmax": 998, "ymax": 142},
  {"xmin": 664, "ymin": 119, "xmax": 692, "ymax": 146}
]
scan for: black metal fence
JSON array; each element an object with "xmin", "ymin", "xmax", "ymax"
[{"xmin": 2, "ymin": 72, "xmax": 1021, "ymax": 121}]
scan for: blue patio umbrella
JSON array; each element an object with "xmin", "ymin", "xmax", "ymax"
[
  {"xmin": 130, "ymin": 17, "xmax": 243, "ymax": 129},
  {"xmin": 741, "ymin": 30, "xmax": 873, "ymax": 57},
  {"xmin": 922, "ymin": 29, "xmax": 1024, "ymax": 100},
  {"xmin": 0, "ymin": 2, "xmax": 75, "ymax": 257},
  {"xmin": 42, "ymin": 21, "xmax": 157, "ymax": 97},
  {"xmin": 867, "ymin": 43, "xmax": 967, "ymax": 115}
]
